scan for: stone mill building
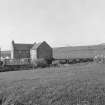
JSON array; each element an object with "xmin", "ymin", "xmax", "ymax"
[{"xmin": 11, "ymin": 40, "xmax": 53, "ymax": 61}]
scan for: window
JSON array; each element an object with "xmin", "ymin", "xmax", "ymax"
[
  {"xmin": 26, "ymin": 51, "xmax": 29, "ymax": 53},
  {"xmin": 18, "ymin": 50, "xmax": 21, "ymax": 53},
  {"xmin": 22, "ymin": 50, "xmax": 25, "ymax": 53}
]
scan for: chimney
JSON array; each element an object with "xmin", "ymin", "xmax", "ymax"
[{"xmin": 12, "ymin": 40, "xmax": 15, "ymax": 45}]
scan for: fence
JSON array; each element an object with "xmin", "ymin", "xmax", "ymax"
[{"xmin": 3, "ymin": 58, "xmax": 31, "ymax": 65}]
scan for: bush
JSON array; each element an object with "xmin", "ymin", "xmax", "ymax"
[
  {"xmin": 59, "ymin": 59, "xmax": 67, "ymax": 64},
  {"xmin": 51, "ymin": 60, "xmax": 61, "ymax": 67},
  {"xmin": 32, "ymin": 59, "xmax": 48, "ymax": 68},
  {"xmin": 46, "ymin": 58, "xmax": 53, "ymax": 64},
  {"xmin": 94, "ymin": 55, "xmax": 105, "ymax": 63}
]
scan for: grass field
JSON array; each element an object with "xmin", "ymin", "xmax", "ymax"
[{"xmin": 0, "ymin": 63, "xmax": 105, "ymax": 105}]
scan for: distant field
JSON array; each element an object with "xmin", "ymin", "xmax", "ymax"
[
  {"xmin": 0, "ymin": 63, "xmax": 105, "ymax": 105},
  {"xmin": 53, "ymin": 45, "xmax": 105, "ymax": 58}
]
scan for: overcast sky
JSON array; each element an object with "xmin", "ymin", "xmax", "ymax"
[{"xmin": 0, "ymin": 0, "xmax": 105, "ymax": 50}]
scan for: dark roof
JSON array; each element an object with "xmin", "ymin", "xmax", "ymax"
[
  {"xmin": 13, "ymin": 43, "xmax": 33, "ymax": 50},
  {"xmin": 31, "ymin": 42, "xmax": 42, "ymax": 50}
]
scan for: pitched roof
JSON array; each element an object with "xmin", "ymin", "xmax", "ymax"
[
  {"xmin": 31, "ymin": 42, "xmax": 42, "ymax": 50},
  {"xmin": 13, "ymin": 43, "xmax": 33, "ymax": 50}
]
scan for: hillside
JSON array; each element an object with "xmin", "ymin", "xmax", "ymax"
[{"xmin": 53, "ymin": 44, "xmax": 105, "ymax": 59}]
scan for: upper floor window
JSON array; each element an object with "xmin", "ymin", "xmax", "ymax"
[
  {"xmin": 26, "ymin": 51, "xmax": 29, "ymax": 53},
  {"xmin": 18, "ymin": 50, "xmax": 22, "ymax": 53}
]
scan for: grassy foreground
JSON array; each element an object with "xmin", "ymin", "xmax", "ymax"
[{"xmin": 0, "ymin": 63, "xmax": 105, "ymax": 105}]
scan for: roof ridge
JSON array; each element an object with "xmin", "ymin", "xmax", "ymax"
[
  {"xmin": 14, "ymin": 43, "xmax": 33, "ymax": 45},
  {"xmin": 31, "ymin": 42, "xmax": 43, "ymax": 50}
]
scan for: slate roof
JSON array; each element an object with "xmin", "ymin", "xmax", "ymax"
[{"xmin": 13, "ymin": 43, "xmax": 33, "ymax": 50}]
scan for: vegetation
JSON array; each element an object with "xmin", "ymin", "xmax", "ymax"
[{"xmin": 0, "ymin": 63, "xmax": 104, "ymax": 105}]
